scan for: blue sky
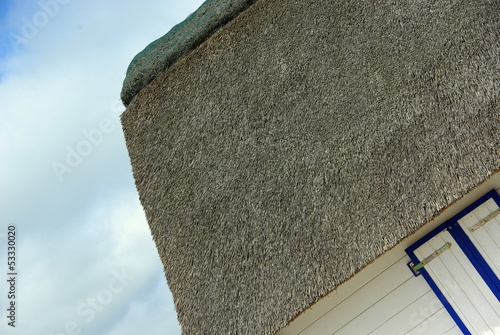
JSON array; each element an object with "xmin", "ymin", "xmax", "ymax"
[{"xmin": 0, "ymin": 0, "xmax": 205, "ymax": 334}]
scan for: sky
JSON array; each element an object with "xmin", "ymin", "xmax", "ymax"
[{"xmin": 0, "ymin": 0, "xmax": 205, "ymax": 334}]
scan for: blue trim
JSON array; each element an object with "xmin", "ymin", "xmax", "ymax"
[
  {"xmin": 447, "ymin": 189, "xmax": 500, "ymax": 300},
  {"xmin": 448, "ymin": 222, "xmax": 500, "ymax": 300},
  {"xmin": 448, "ymin": 189, "xmax": 499, "ymax": 222},
  {"xmin": 405, "ymin": 222, "xmax": 450, "ymax": 255},
  {"xmin": 406, "ymin": 234, "xmax": 471, "ymax": 335},
  {"xmin": 491, "ymin": 190, "xmax": 500, "ymax": 207},
  {"xmin": 405, "ymin": 188, "xmax": 500, "ymax": 335},
  {"xmin": 420, "ymin": 267, "xmax": 471, "ymax": 335}
]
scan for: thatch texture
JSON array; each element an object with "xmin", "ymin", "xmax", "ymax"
[
  {"xmin": 121, "ymin": 0, "xmax": 257, "ymax": 106},
  {"xmin": 121, "ymin": 0, "xmax": 499, "ymax": 334}
]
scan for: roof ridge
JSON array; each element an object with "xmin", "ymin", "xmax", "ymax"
[{"xmin": 121, "ymin": 0, "xmax": 258, "ymax": 106}]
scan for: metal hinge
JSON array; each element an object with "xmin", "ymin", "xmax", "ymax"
[
  {"xmin": 469, "ymin": 208, "xmax": 500, "ymax": 232},
  {"xmin": 408, "ymin": 242, "xmax": 452, "ymax": 276}
]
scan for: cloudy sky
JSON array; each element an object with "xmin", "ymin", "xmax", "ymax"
[{"xmin": 0, "ymin": 0, "xmax": 204, "ymax": 334}]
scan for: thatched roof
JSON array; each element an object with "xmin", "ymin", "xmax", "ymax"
[
  {"xmin": 121, "ymin": 0, "xmax": 257, "ymax": 106},
  {"xmin": 121, "ymin": 0, "xmax": 499, "ymax": 334}
]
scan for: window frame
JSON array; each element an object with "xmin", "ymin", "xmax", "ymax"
[{"xmin": 405, "ymin": 189, "xmax": 500, "ymax": 335}]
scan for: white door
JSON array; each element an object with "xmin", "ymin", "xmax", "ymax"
[
  {"xmin": 413, "ymin": 229, "xmax": 500, "ymax": 334},
  {"xmin": 456, "ymin": 198, "xmax": 500, "ymax": 279}
]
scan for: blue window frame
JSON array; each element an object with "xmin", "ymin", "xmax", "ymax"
[{"xmin": 405, "ymin": 189, "xmax": 500, "ymax": 335}]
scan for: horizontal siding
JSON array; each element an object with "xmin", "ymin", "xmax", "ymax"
[
  {"xmin": 332, "ymin": 274, "xmax": 429, "ymax": 335},
  {"xmin": 299, "ymin": 256, "xmax": 455, "ymax": 335},
  {"xmin": 415, "ymin": 230, "xmax": 500, "ymax": 334},
  {"xmin": 299, "ymin": 256, "xmax": 409, "ymax": 334},
  {"xmin": 441, "ymin": 326, "xmax": 462, "ymax": 335},
  {"xmin": 277, "ymin": 185, "xmax": 500, "ymax": 335},
  {"xmin": 373, "ymin": 291, "xmax": 453, "ymax": 335}
]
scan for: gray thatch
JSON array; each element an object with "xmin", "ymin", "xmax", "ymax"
[
  {"xmin": 121, "ymin": 0, "xmax": 257, "ymax": 107},
  {"xmin": 121, "ymin": 0, "xmax": 499, "ymax": 334}
]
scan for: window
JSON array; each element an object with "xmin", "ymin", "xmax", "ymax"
[{"xmin": 405, "ymin": 190, "xmax": 500, "ymax": 335}]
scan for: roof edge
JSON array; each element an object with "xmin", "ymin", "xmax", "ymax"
[{"xmin": 121, "ymin": 0, "xmax": 258, "ymax": 106}]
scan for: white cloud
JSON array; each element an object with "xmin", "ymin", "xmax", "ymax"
[
  {"xmin": 9, "ymin": 193, "xmax": 166, "ymax": 334},
  {"xmin": 105, "ymin": 272, "xmax": 182, "ymax": 335},
  {"xmin": 0, "ymin": 0, "xmax": 206, "ymax": 334}
]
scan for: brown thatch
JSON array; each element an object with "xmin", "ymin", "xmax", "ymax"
[
  {"xmin": 120, "ymin": 0, "xmax": 500, "ymax": 334},
  {"xmin": 121, "ymin": 0, "xmax": 257, "ymax": 107}
]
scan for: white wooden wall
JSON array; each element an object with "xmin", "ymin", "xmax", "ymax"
[
  {"xmin": 414, "ymin": 229, "xmax": 500, "ymax": 334},
  {"xmin": 276, "ymin": 180, "xmax": 500, "ymax": 335},
  {"xmin": 295, "ymin": 255, "xmax": 460, "ymax": 335}
]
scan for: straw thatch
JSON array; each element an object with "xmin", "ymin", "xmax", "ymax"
[
  {"xmin": 121, "ymin": 0, "xmax": 499, "ymax": 334},
  {"xmin": 121, "ymin": 0, "xmax": 257, "ymax": 107}
]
